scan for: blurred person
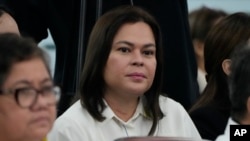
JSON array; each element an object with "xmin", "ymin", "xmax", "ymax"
[
  {"xmin": 0, "ymin": 5, "xmax": 19, "ymax": 34},
  {"xmin": 48, "ymin": 6, "xmax": 201, "ymax": 141},
  {"xmin": 189, "ymin": 12, "xmax": 250, "ymax": 140},
  {"xmin": 0, "ymin": 33, "xmax": 60, "ymax": 141},
  {"xmin": 215, "ymin": 44, "xmax": 250, "ymax": 141},
  {"xmin": 189, "ymin": 6, "xmax": 227, "ymax": 94}
]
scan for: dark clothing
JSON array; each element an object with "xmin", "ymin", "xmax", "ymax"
[
  {"xmin": 0, "ymin": 0, "xmax": 199, "ymax": 115},
  {"xmin": 189, "ymin": 103, "xmax": 230, "ymax": 140}
]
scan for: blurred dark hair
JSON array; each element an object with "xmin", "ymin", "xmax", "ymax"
[
  {"xmin": 189, "ymin": 6, "xmax": 227, "ymax": 41},
  {"xmin": 228, "ymin": 44, "xmax": 250, "ymax": 122},
  {"xmin": 0, "ymin": 33, "xmax": 51, "ymax": 88}
]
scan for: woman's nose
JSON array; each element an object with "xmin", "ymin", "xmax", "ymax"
[{"xmin": 131, "ymin": 51, "xmax": 144, "ymax": 66}]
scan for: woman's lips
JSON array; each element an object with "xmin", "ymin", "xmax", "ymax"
[
  {"xmin": 31, "ymin": 116, "xmax": 51, "ymax": 126},
  {"xmin": 126, "ymin": 72, "xmax": 146, "ymax": 80}
]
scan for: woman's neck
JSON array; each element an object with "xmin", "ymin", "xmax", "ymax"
[{"xmin": 104, "ymin": 94, "xmax": 139, "ymax": 122}]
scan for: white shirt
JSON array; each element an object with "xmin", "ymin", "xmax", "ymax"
[
  {"xmin": 48, "ymin": 95, "xmax": 201, "ymax": 141},
  {"xmin": 197, "ymin": 68, "xmax": 207, "ymax": 94},
  {"xmin": 215, "ymin": 118, "xmax": 238, "ymax": 141}
]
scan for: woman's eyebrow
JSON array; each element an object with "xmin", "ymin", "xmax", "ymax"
[
  {"xmin": 114, "ymin": 40, "xmax": 133, "ymax": 46},
  {"xmin": 115, "ymin": 40, "xmax": 156, "ymax": 48}
]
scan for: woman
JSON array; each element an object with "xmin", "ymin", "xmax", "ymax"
[
  {"xmin": 48, "ymin": 5, "xmax": 201, "ymax": 141},
  {"xmin": 189, "ymin": 12, "xmax": 250, "ymax": 140},
  {"xmin": 0, "ymin": 33, "xmax": 60, "ymax": 141},
  {"xmin": 188, "ymin": 6, "xmax": 227, "ymax": 94}
]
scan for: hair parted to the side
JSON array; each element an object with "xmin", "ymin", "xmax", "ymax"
[{"xmin": 78, "ymin": 5, "xmax": 164, "ymax": 135}]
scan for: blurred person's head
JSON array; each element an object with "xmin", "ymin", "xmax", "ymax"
[
  {"xmin": 0, "ymin": 33, "xmax": 59, "ymax": 141},
  {"xmin": 228, "ymin": 44, "xmax": 250, "ymax": 124},
  {"xmin": 0, "ymin": 6, "xmax": 19, "ymax": 34},
  {"xmin": 79, "ymin": 5, "xmax": 163, "ymax": 135},
  {"xmin": 189, "ymin": 6, "xmax": 227, "ymax": 72}
]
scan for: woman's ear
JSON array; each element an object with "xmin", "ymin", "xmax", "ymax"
[{"xmin": 222, "ymin": 59, "xmax": 231, "ymax": 75}]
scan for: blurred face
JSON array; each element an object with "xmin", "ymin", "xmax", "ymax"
[
  {"xmin": 0, "ymin": 58, "xmax": 56, "ymax": 141},
  {"xmin": 104, "ymin": 22, "xmax": 156, "ymax": 99}
]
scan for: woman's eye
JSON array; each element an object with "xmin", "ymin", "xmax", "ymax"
[
  {"xmin": 118, "ymin": 47, "xmax": 130, "ymax": 53},
  {"xmin": 143, "ymin": 50, "xmax": 155, "ymax": 56}
]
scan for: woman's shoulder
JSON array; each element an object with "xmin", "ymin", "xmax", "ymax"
[
  {"xmin": 159, "ymin": 95, "xmax": 187, "ymax": 115},
  {"xmin": 159, "ymin": 95, "xmax": 184, "ymax": 108},
  {"xmin": 158, "ymin": 95, "xmax": 202, "ymax": 138}
]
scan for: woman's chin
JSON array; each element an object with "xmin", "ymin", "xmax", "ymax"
[{"xmin": 29, "ymin": 127, "xmax": 51, "ymax": 140}]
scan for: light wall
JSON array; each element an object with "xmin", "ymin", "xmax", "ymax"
[{"xmin": 188, "ymin": 0, "xmax": 250, "ymax": 13}]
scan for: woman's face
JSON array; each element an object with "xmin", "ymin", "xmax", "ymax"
[
  {"xmin": 0, "ymin": 58, "xmax": 56, "ymax": 141},
  {"xmin": 104, "ymin": 22, "xmax": 156, "ymax": 98}
]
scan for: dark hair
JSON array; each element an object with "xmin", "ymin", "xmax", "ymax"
[
  {"xmin": 190, "ymin": 12, "xmax": 250, "ymax": 112},
  {"xmin": 0, "ymin": 5, "xmax": 14, "ymax": 18},
  {"xmin": 189, "ymin": 6, "xmax": 227, "ymax": 41},
  {"xmin": 0, "ymin": 33, "xmax": 51, "ymax": 88},
  {"xmin": 79, "ymin": 5, "xmax": 163, "ymax": 135},
  {"xmin": 229, "ymin": 44, "xmax": 250, "ymax": 122}
]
